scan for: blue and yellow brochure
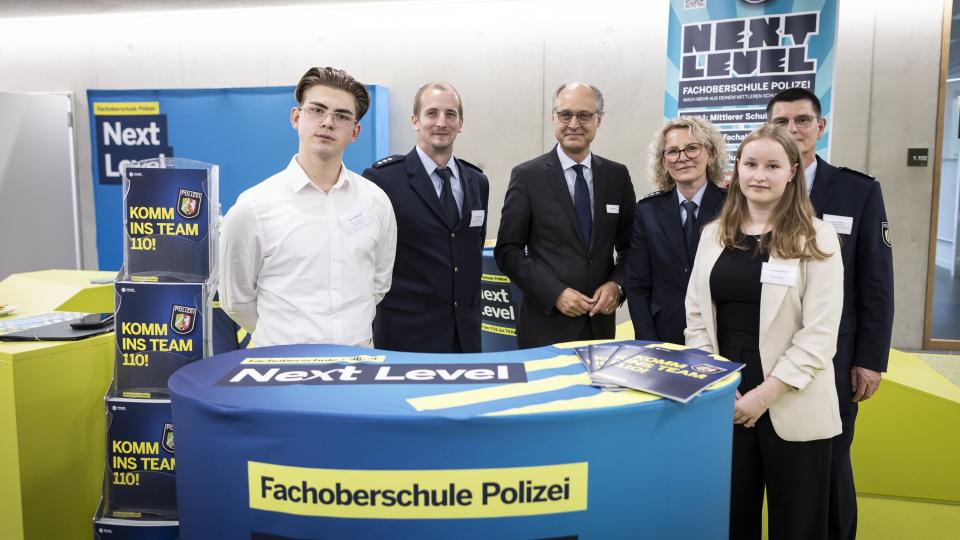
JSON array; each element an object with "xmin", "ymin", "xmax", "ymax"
[
  {"xmin": 587, "ymin": 342, "xmax": 744, "ymax": 403},
  {"xmin": 123, "ymin": 166, "xmax": 212, "ymax": 282}
]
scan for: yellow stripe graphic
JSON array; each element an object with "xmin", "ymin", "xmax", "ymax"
[
  {"xmin": 486, "ymin": 389, "xmax": 659, "ymax": 416},
  {"xmin": 551, "ymin": 338, "xmax": 619, "ymax": 349},
  {"xmin": 407, "ymin": 373, "xmax": 591, "ymax": 412},
  {"xmin": 523, "ymin": 354, "xmax": 581, "ymax": 372},
  {"xmin": 481, "ymin": 323, "xmax": 516, "ymax": 336},
  {"xmin": 480, "ymin": 273, "xmax": 510, "ymax": 283},
  {"xmin": 94, "ymin": 101, "xmax": 160, "ymax": 115},
  {"xmin": 240, "ymin": 355, "xmax": 386, "ymax": 365}
]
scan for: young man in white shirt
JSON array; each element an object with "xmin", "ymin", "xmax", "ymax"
[{"xmin": 219, "ymin": 67, "xmax": 397, "ymax": 347}]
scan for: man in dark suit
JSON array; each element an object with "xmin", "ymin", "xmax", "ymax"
[
  {"xmin": 625, "ymin": 116, "xmax": 727, "ymax": 345},
  {"xmin": 362, "ymin": 82, "xmax": 489, "ymax": 353},
  {"xmin": 495, "ymin": 82, "xmax": 635, "ymax": 348},
  {"xmin": 767, "ymin": 88, "xmax": 894, "ymax": 540}
]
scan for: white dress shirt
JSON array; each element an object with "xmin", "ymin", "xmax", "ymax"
[
  {"xmin": 556, "ymin": 145, "xmax": 594, "ymax": 216},
  {"xmin": 805, "ymin": 159, "xmax": 818, "ymax": 194},
  {"xmin": 218, "ymin": 156, "xmax": 397, "ymax": 347}
]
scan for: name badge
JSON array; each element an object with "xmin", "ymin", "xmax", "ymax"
[
  {"xmin": 823, "ymin": 214, "xmax": 853, "ymax": 235},
  {"xmin": 470, "ymin": 210, "xmax": 485, "ymax": 227},
  {"xmin": 760, "ymin": 263, "xmax": 798, "ymax": 287},
  {"xmin": 339, "ymin": 210, "xmax": 368, "ymax": 234},
  {"xmin": 606, "ymin": 204, "xmax": 620, "ymax": 214}
]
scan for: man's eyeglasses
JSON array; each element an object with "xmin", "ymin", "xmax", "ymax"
[
  {"xmin": 299, "ymin": 105, "xmax": 357, "ymax": 126},
  {"xmin": 769, "ymin": 115, "xmax": 819, "ymax": 129},
  {"xmin": 662, "ymin": 143, "xmax": 703, "ymax": 162},
  {"xmin": 555, "ymin": 110, "xmax": 599, "ymax": 124}
]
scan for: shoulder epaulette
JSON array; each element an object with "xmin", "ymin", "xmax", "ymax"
[
  {"xmin": 639, "ymin": 190, "xmax": 668, "ymax": 202},
  {"xmin": 838, "ymin": 166, "xmax": 875, "ymax": 181},
  {"xmin": 373, "ymin": 154, "xmax": 404, "ymax": 169},
  {"xmin": 457, "ymin": 158, "xmax": 484, "ymax": 173}
]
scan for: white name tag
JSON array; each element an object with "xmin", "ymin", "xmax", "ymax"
[
  {"xmin": 760, "ymin": 262, "xmax": 798, "ymax": 287},
  {"xmin": 339, "ymin": 210, "xmax": 368, "ymax": 234},
  {"xmin": 606, "ymin": 204, "xmax": 620, "ymax": 214},
  {"xmin": 470, "ymin": 209, "xmax": 485, "ymax": 227},
  {"xmin": 823, "ymin": 214, "xmax": 853, "ymax": 235}
]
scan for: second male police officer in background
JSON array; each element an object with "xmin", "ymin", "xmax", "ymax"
[
  {"xmin": 495, "ymin": 82, "xmax": 635, "ymax": 348},
  {"xmin": 766, "ymin": 88, "xmax": 894, "ymax": 540},
  {"xmin": 363, "ymin": 83, "xmax": 490, "ymax": 353}
]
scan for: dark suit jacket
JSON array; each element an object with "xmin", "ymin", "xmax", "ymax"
[
  {"xmin": 362, "ymin": 148, "xmax": 490, "ymax": 353},
  {"xmin": 494, "ymin": 147, "xmax": 636, "ymax": 348},
  {"xmin": 809, "ymin": 156, "xmax": 894, "ymax": 401},
  {"xmin": 625, "ymin": 182, "xmax": 725, "ymax": 345}
]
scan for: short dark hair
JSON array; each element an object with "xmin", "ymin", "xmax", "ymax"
[
  {"xmin": 413, "ymin": 82, "xmax": 463, "ymax": 117},
  {"xmin": 766, "ymin": 87, "xmax": 822, "ymax": 118},
  {"xmin": 295, "ymin": 66, "xmax": 370, "ymax": 120}
]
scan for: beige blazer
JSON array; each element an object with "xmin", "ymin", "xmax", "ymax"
[{"xmin": 684, "ymin": 219, "xmax": 843, "ymax": 442}]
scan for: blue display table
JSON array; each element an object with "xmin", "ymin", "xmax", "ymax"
[{"xmin": 169, "ymin": 341, "xmax": 737, "ymax": 539}]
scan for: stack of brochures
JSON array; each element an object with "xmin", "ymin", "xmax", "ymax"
[{"xmin": 574, "ymin": 341, "xmax": 745, "ymax": 403}]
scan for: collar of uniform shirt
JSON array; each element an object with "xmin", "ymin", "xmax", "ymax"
[
  {"xmin": 804, "ymin": 158, "xmax": 818, "ymax": 194},
  {"xmin": 676, "ymin": 181, "xmax": 708, "ymax": 211},
  {"xmin": 286, "ymin": 154, "xmax": 352, "ymax": 194},
  {"xmin": 415, "ymin": 144, "xmax": 460, "ymax": 182}
]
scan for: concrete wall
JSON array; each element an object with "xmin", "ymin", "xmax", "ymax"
[{"xmin": 0, "ymin": 0, "xmax": 946, "ymax": 348}]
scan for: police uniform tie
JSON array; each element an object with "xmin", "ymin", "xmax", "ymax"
[
  {"xmin": 436, "ymin": 167, "xmax": 460, "ymax": 229},
  {"xmin": 572, "ymin": 164, "xmax": 592, "ymax": 246},
  {"xmin": 681, "ymin": 199, "xmax": 698, "ymax": 263}
]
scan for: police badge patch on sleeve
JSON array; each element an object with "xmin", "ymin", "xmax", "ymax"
[{"xmin": 882, "ymin": 221, "xmax": 891, "ymax": 247}]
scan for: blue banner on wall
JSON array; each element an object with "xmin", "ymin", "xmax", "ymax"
[
  {"xmin": 664, "ymin": 0, "xmax": 838, "ymax": 162},
  {"xmin": 88, "ymin": 86, "xmax": 390, "ymax": 271}
]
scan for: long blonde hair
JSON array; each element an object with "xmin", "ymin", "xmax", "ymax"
[{"xmin": 716, "ymin": 124, "xmax": 830, "ymax": 260}]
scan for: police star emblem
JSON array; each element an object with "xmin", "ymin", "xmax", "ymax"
[
  {"xmin": 176, "ymin": 189, "xmax": 203, "ymax": 219},
  {"xmin": 161, "ymin": 423, "xmax": 174, "ymax": 453},
  {"xmin": 170, "ymin": 305, "xmax": 198, "ymax": 335},
  {"xmin": 882, "ymin": 221, "xmax": 892, "ymax": 247},
  {"xmin": 692, "ymin": 363, "xmax": 727, "ymax": 375}
]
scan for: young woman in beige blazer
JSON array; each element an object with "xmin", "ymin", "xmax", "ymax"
[{"xmin": 684, "ymin": 125, "xmax": 843, "ymax": 540}]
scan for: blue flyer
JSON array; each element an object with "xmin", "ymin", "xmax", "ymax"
[
  {"xmin": 104, "ymin": 397, "xmax": 177, "ymax": 518},
  {"xmin": 114, "ymin": 282, "xmax": 207, "ymax": 395},
  {"xmin": 591, "ymin": 343, "xmax": 744, "ymax": 403},
  {"xmin": 123, "ymin": 166, "xmax": 212, "ymax": 282}
]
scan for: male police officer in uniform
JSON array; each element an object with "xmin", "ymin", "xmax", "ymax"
[
  {"xmin": 767, "ymin": 88, "xmax": 894, "ymax": 540},
  {"xmin": 363, "ymin": 82, "xmax": 489, "ymax": 353}
]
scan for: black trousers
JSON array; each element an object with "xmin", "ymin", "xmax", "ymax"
[
  {"xmin": 576, "ymin": 318, "xmax": 595, "ymax": 341},
  {"xmin": 723, "ymin": 344, "xmax": 832, "ymax": 540}
]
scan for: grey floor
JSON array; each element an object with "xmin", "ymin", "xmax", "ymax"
[
  {"xmin": 931, "ymin": 265, "xmax": 960, "ymax": 340},
  {"xmin": 916, "ymin": 350, "xmax": 960, "ymax": 387}
]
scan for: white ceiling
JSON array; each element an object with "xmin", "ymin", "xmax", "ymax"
[{"xmin": 0, "ymin": 0, "xmax": 382, "ymax": 19}]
